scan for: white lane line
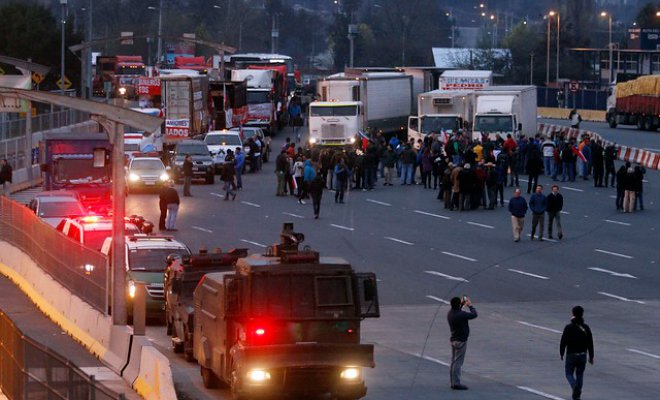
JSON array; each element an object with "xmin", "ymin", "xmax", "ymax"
[
  {"xmin": 330, "ymin": 224, "xmax": 354, "ymax": 231},
  {"xmin": 507, "ymin": 269, "xmax": 550, "ymax": 280},
  {"xmin": 517, "ymin": 386, "xmax": 566, "ymax": 400},
  {"xmin": 561, "ymin": 186, "xmax": 584, "ymax": 192},
  {"xmin": 627, "ymin": 348, "xmax": 660, "ymax": 360},
  {"xmin": 604, "ymin": 219, "xmax": 631, "ymax": 226},
  {"xmin": 411, "ymin": 352, "xmax": 449, "ymax": 367},
  {"xmin": 426, "ymin": 295, "xmax": 450, "ymax": 304},
  {"xmin": 560, "ymin": 211, "xmax": 570, "ymax": 215},
  {"xmin": 240, "ymin": 239, "xmax": 267, "ymax": 248},
  {"xmin": 467, "ymin": 221, "xmax": 495, "ymax": 229},
  {"xmin": 595, "ymin": 249, "xmax": 633, "ymax": 259},
  {"xmin": 424, "ymin": 270, "xmax": 469, "ymax": 282},
  {"xmin": 192, "ymin": 226, "xmax": 213, "ymax": 233},
  {"xmin": 588, "ymin": 267, "xmax": 637, "ymax": 279},
  {"xmin": 210, "ymin": 192, "xmax": 225, "ymax": 198},
  {"xmin": 525, "ymin": 234, "xmax": 557, "ymax": 243},
  {"xmin": 517, "ymin": 321, "xmax": 562, "ymax": 334},
  {"xmin": 609, "ymin": 195, "xmax": 617, "ymax": 199},
  {"xmin": 282, "ymin": 212, "xmax": 304, "ymax": 219},
  {"xmin": 645, "ymin": 148, "xmax": 660, "ymax": 152},
  {"xmin": 441, "ymin": 251, "xmax": 477, "ymax": 262},
  {"xmin": 366, "ymin": 198, "xmax": 392, "ymax": 206},
  {"xmin": 413, "ymin": 210, "xmax": 450, "ymax": 219},
  {"xmin": 642, "ymin": 179, "xmax": 649, "ymax": 183},
  {"xmin": 241, "ymin": 201, "xmax": 261, "ymax": 208},
  {"xmin": 385, "ymin": 236, "xmax": 414, "ymax": 245},
  {"xmin": 519, "ymin": 178, "xmax": 529, "ymax": 182},
  {"xmin": 598, "ymin": 291, "xmax": 646, "ymax": 304}
]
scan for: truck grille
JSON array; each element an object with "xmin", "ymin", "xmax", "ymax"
[
  {"xmin": 283, "ymin": 367, "xmax": 336, "ymax": 390},
  {"xmin": 146, "ymin": 283, "xmax": 164, "ymax": 299},
  {"xmin": 321, "ymin": 124, "xmax": 346, "ymax": 140}
]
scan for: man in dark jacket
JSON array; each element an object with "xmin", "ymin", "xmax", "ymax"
[
  {"xmin": 615, "ymin": 163, "xmax": 628, "ymax": 210},
  {"xmin": 560, "ymin": 306, "xmax": 594, "ymax": 400},
  {"xmin": 526, "ymin": 146, "xmax": 543, "ymax": 194},
  {"xmin": 528, "ymin": 185, "xmax": 547, "ymax": 241},
  {"xmin": 447, "ymin": 296, "xmax": 477, "ymax": 390},
  {"xmin": 160, "ymin": 180, "xmax": 180, "ymax": 231},
  {"xmin": 0, "ymin": 159, "xmax": 12, "ymax": 195},
  {"xmin": 309, "ymin": 174, "xmax": 324, "ymax": 219},
  {"xmin": 546, "ymin": 184, "xmax": 564, "ymax": 240},
  {"xmin": 182, "ymin": 154, "xmax": 193, "ymax": 196},
  {"xmin": 158, "ymin": 184, "xmax": 169, "ymax": 231},
  {"xmin": 508, "ymin": 188, "xmax": 528, "ymax": 242}
]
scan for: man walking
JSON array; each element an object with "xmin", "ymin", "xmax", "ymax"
[
  {"xmin": 162, "ymin": 180, "xmax": 180, "ymax": 231},
  {"xmin": 182, "ymin": 154, "xmax": 193, "ymax": 197},
  {"xmin": 0, "ymin": 159, "xmax": 12, "ymax": 196},
  {"xmin": 560, "ymin": 306, "xmax": 594, "ymax": 400},
  {"xmin": 447, "ymin": 296, "xmax": 477, "ymax": 390},
  {"xmin": 158, "ymin": 183, "xmax": 169, "ymax": 231},
  {"xmin": 309, "ymin": 174, "xmax": 324, "ymax": 219},
  {"xmin": 547, "ymin": 184, "xmax": 564, "ymax": 240},
  {"xmin": 529, "ymin": 185, "xmax": 547, "ymax": 241},
  {"xmin": 508, "ymin": 188, "xmax": 528, "ymax": 242},
  {"xmin": 234, "ymin": 147, "xmax": 245, "ymax": 189},
  {"xmin": 334, "ymin": 158, "xmax": 349, "ymax": 204}
]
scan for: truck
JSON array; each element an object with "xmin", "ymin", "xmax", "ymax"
[
  {"xmin": 471, "ymin": 86, "xmax": 537, "ymax": 142},
  {"xmin": 164, "ymin": 248, "xmax": 248, "ymax": 362},
  {"xmin": 93, "ymin": 55, "xmax": 146, "ymax": 98},
  {"xmin": 40, "ymin": 132, "xmax": 113, "ymax": 214},
  {"xmin": 312, "ymin": 71, "xmax": 413, "ymax": 145},
  {"xmin": 606, "ymin": 75, "xmax": 660, "ymax": 130},
  {"xmin": 174, "ymin": 56, "xmax": 208, "ymax": 74},
  {"xmin": 209, "ymin": 80, "xmax": 248, "ymax": 130},
  {"xmin": 193, "ymin": 223, "xmax": 380, "ymax": 399},
  {"xmin": 231, "ymin": 69, "xmax": 277, "ymax": 134},
  {"xmin": 407, "ymin": 90, "xmax": 475, "ymax": 143},
  {"xmin": 160, "ymin": 74, "xmax": 209, "ymax": 147},
  {"xmin": 307, "ymin": 101, "xmax": 360, "ymax": 147}
]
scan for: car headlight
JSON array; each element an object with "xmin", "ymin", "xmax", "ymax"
[
  {"xmin": 247, "ymin": 369, "xmax": 271, "ymax": 382},
  {"xmin": 309, "ymin": 137, "xmax": 317, "ymax": 144},
  {"xmin": 349, "ymin": 137, "xmax": 356, "ymax": 144},
  {"xmin": 129, "ymin": 173, "xmax": 140, "ymax": 182},
  {"xmin": 159, "ymin": 172, "xmax": 169, "ymax": 181},
  {"xmin": 128, "ymin": 280, "xmax": 136, "ymax": 298},
  {"xmin": 118, "ymin": 87, "xmax": 127, "ymax": 95},
  {"xmin": 340, "ymin": 367, "xmax": 361, "ymax": 380},
  {"xmin": 174, "ymin": 160, "xmax": 183, "ymax": 166}
]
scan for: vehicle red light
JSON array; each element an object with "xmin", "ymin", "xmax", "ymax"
[{"xmin": 255, "ymin": 328, "xmax": 265, "ymax": 336}]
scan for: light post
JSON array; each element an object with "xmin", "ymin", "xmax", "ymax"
[
  {"xmin": 60, "ymin": 0, "xmax": 68, "ymax": 95},
  {"xmin": 148, "ymin": 0, "xmax": 163, "ymax": 66},
  {"xmin": 546, "ymin": 11, "xmax": 555, "ymax": 85},
  {"xmin": 601, "ymin": 11, "xmax": 613, "ymax": 83},
  {"xmin": 555, "ymin": 12, "xmax": 560, "ymax": 83},
  {"xmin": 348, "ymin": 24, "xmax": 358, "ymax": 68}
]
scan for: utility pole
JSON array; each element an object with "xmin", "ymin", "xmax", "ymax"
[
  {"xmin": 60, "ymin": 0, "xmax": 68, "ymax": 95},
  {"xmin": 157, "ymin": 0, "xmax": 163, "ymax": 65},
  {"xmin": 530, "ymin": 53, "xmax": 534, "ymax": 85}
]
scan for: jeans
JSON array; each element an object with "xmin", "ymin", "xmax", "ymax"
[
  {"xmin": 565, "ymin": 353, "xmax": 587, "ymax": 398},
  {"xmin": 183, "ymin": 176, "xmax": 192, "ymax": 196},
  {"xmin": 615, "ymin": 188, "xmax": 624, "ymax": 210},
  {"xmin": 223, "ymin": 180, "xmax": 236, "ymax": 199},
  {"xmin": 335, "ymin": 179, "xmax": 346, "ymax": 203},
  {"xmin": 527, "ymin": 173, "xmax": 539, "ymax": 193},
  {"xmin": 400, "ymin": 163, "xmax": 413, "ymax": 184},
  {"xmin": 450, "ymin": 340, "xmax": 467, "ymax": 387},
  {"xmin": 159, "ymin": 204, "xmax": 167, "ymax": 230},
  {"xmin": 276, "ymin": 171, "xmax": 285, "ymax": 195},
  {"xmin": 562, "ymin": 162, "xmax": 575, "ymax": 182},
  {"xmin": 547, "ymin": 211, "xmax": 563, "ymax": 238},
  {"xmin": 634, "ymin": 191, "xmax": 644, "ymax": 210},
  {"xmin": 235, "ymin": 167, "xmax": 242, "ymax": 188},
  {"xmin": 384, "ymin": 167, "xmax": 394, "ymax": 185},
  {"xmin": 531, "ymin": 213, "xmax": 544, "ymax": 239},
  {"xmin": 543, "ymin": 156, "xmax": 554, "ymax": 176},
  {"xmin": 166, "ymin": 204, "xmax": 178, "ymax": 229}
]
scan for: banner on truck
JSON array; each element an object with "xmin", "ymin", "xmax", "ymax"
[
  {"xmin": 165, "ymin": 119, "xmax": 190, "ymax": 138},
  {"xmin": 439, "ymin": 70, "xmax": 492, "ymax": 91},
  {"xmin": 138, "ymin": 77, "xmax": 161, "ymax": 95}
]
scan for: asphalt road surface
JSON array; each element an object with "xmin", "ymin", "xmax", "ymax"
[{"xmin": 124, "ymin": 125, "xmax": 659, "ymax": 400}]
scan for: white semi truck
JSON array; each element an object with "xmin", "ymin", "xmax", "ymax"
[
  {"xmin": 310, "ymin": 71, "xmax": 413, "ymax": 146},
  {"xmin": 471, "ymin": 86, "xmax": 537, "ymax": 141},
  {"xmin": 407, "ymin": 90, "xmax": 475, "ymax": 143}
]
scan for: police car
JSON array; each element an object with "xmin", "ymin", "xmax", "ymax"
[
  {"xmin": 56, "ymin": 215, "xmax": 143, "ymax": 251},
  {"xmin": 126, "ymin": 154, "xmax": 170, "ymax": 193}
]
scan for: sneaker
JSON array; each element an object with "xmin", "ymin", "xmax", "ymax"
[
  {"xmin": 558, "ymin": 233, "xmax": 563, "ymax": 240},
  {"xmin": 299, "ymin": 199, "xmax": 306, "ymax": 205},
  {"xmin": 451, "ymin": 385, "xmax": 469, "ymax": 390}
]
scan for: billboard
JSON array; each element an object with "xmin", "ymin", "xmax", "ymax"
[{"xmin": 627, "ymin": 28, "xmax": 660, "ymax": 50}]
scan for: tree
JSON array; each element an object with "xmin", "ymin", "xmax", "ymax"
[
  {"xmin": 635, "ymin": 2, "xmax": 660, "ymax": 28},
  {"xmin": 502, "ymin": 22, "xmax": 543, "ymax": 84}
]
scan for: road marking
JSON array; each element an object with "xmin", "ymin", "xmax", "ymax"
[
  {"xmin": 385, "ymin": 236, "xmax": 414, "ymax": 245},
  {"xmin": 604, "ymin": 219, "xmax": 631, "ymax": 226},
  {"xmin": 595, "ymin": 249, "xmax": 633, "ymax": 259},
  {"xmin": 210, "ymin": 192, "xmax": 225, "ymax": 198},
  {"xmin": 240, "ymin": 239, "xmax": 267, "ymax": 248},
  {"xmin": 598, "ymin": 291, "xmax": 645, "ymax": 304},
  {"xmin": 282, "ymin": 212, "xmax": 304, "ymax": 219},
  {"xmin": 627, "ymin": 348, "xmax": 660, "ymax": 359},
  {"xmin": 191, "ymin": 226, "xmax": 213, "ymax": 233},
  {"xmin": 241, "ymin": 201, "xmax": 261, "ymax": 208},
  {"xmin": 609, "ymin": 195, "xmax": 617, "ymax": 199},
  {"xmin": 411, "ymin": 353, "xmax": 449, "ymax": 367},
  {"xmin": 330, "ymin": 224, "xmax": 354, "ymax": 231},
  {"xmin": 517, "ymin": 321, "xmax": 562, "ymax": 334},
  {"xmin": 517, "ymin": 386, "xmax": 566, "ymax": 400},
  {"xmin": 467, "ymin": 221, "xmax": 494, "ymax": 229},
  {"xmin": 441, "ymin": 251, "xmax": 477, "ymax": 262},
  {"xmin": 413, "ymin": 210, "xmax": 450, "ymax": 219},
  {"xmin": 560, "ymin": 211, "xmax": 570, "ymax": 215},
  {"xmin": 588, "ymin": 267, "xmax": 637, "ymax": 279},
  {"xmin": 425, "ymin": 295, "xmax": 450, "ymax": 304},
  {"xmin": 519, "ymin": 178, "xmax": 529, "ymax": 182},
  {"xmin": 526, "ymin": 234, "xmax": 557, "ymax": 242},
  {"xmin": 366, "ymin": 198, "xmax": 392, "ymax": 206},
  {"xmin": 424, "ymin": 270, "xmax": 469, "ymax": 282},
  {"xmin": 561, "ymin": 186, "xmax": 584, "ymax": 192},
  {"xmin": 507, "ymin": 269, "xmax": 550, "ymax": 280}
]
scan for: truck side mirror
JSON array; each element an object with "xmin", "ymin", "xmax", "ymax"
[
  {"xmin": 355, "ymin": 273, "xmax": 380, "ymax": 318},
  {"xmin": 518, "ymin": 123, "xmax": 522, "ymax": 131}
]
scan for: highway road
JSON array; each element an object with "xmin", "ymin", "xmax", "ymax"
[{"xmin": 121, "ymin": 125, "xmax": 660, "ymax": 400}]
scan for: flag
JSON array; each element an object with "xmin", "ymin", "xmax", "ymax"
[
  {"xmin": 572, "ymin": 146, "xmax": 587, "ymax": 163},
  {"xmin": 291, "ymin": 177, "xmax": 298, "ymax": 190}
]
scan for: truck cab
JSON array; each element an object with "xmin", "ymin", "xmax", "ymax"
[
  {"xmin": 308, "ymin": 101, "xmax": 361, "ymax": 147},
  {"xmin": 193, "ymin": 223, "xmax": 379, "ymax": 400},
  {"xmin": 407, "ymin": 114, "xmax": 464, "ymax": 143}
]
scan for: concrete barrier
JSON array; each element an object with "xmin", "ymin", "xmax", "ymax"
[
  {"xmin": 538, "ymin": 107, "xmax": 606, "ymax": 122},
  {"xmin": 133, "ymin": 346, "xmax": 178, "ymax": 400}
]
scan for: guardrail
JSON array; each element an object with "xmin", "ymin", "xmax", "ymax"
[
  {"xmin": 0, "ymin": 311, "xmax": 125, "ymax": 400},
  {"xmin": 0, "ymin": 197, "xmax": 109, "ymax": 313}
]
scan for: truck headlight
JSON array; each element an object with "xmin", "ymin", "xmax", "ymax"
[
  {"xmin": 309, "ymin": 137, "xmax": 317, "ymax": 144},
  {"xmin": 349, "ymin": 137, "xmax": 356, "ymax": 144},
  {"xmin": 118, "ymin": 87, "xmax": 127, "ymax": 96},
  {"xmin": 340, "ymin": 367, "xmax": 360, "ymax": 380},
  {"xmin": 247, "ymin": 369, "xmax": 271, "ymax": 382},
  {"xmin": 159, "ymin": 172, "xmax": 170, "ymax": 181},
  {"xmin": 129, "ymin": 173, "xmax": 140, "ymax": 182},
  {"xmin": 128, "ymin": 280, "xmax": 136, "ymax": 298}
]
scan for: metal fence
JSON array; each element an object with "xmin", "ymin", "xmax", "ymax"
[
  {"xmin": 0, "ymin": 109, "xmax": 91, "ymax": 141},
  {"xmin": 537, "ymin": 87, "xmax": 609, "ymax": 110},
  {"xmin": 0, "ymin": 311, "xmax": 124, "ymax": 400},
  {"xmin": 0, "ymin": 196, "xmax": 109, "ymax": 313}
]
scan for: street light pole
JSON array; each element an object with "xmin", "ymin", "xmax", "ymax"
[
  {"xmin": 608, "ymin": 15, "xmax": 613, "ymax": 83},
  {"xmin": 60, "ymin": 0, "xmax": 68, "ymax": 95},
  {"xmin": 556, "ymin": 12, "xmax": 560, "ymax": 83}
]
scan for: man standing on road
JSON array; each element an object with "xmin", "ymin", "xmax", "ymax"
[
  {"xmin": 182, "ymin": 154, "xmax": 193, "ymax": 197},
  {"xmin": 447, "ymin": 296, "xmax": 477, "ymax": 391},
  {"xmin": 529, "ymin": 185, "xmax": 547, "ymax": 241},
  {"xmin": 162, "ymin": 180, "xmax": 180, "ymax": 231},
  {"xmin": 508, "ymin": 188, "xmax": 528, "ymax": 242},
  {"xmin": 547, "ymin": 184, "xmax": 564, "ymax": 240},
  {"xmin": 560, "ymin": 306, "xmax": 594, "ymax": 400},
  {"xmin": 234, "ymin": 147, "xmax": 245, "ymax": 190},
  {"xmin": 309, "ymin": 174, "xmax": 324, "ymax": 219},
  {"xmin": 158, "ymin": 183, "xmax": 168, "ymax": 231}
]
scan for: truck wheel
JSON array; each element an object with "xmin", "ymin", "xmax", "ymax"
[
  {"xmin": 607, "ymin": 114, "xmax": 617, "ymax": 128},
  {"xmin": 201, "ymin": 366, "xmax": 218, "ymax": 389}
]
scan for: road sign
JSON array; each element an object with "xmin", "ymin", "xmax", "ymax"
[
  {"xmin": 32, "ymin": 72, "xmax": 44, "ymax": 85},
  {"xmin": 569, "ymin": 81, "xmax": 579, "ymax": 92},
  {"xmin": 56, "ymin": 76, "xmax": 72, "ymax": 90}
]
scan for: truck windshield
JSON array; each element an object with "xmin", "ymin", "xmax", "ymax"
[
  {"xmin": 128, "ymin": 248, "xmax": 190, "ymax": 272},
  {"xmin": 421, "ymin": 116, "xmax": 459, "ymax": 134},
  {"xmin": 53, "ymin": 159, "xmax": 111, "ymax": 183},
  {"xmin": 310, "ymin": 106, "xmax": 358, "ymax": 117},
  {"xmin": 176, "ymin": 145, "xmax": 209, "ymax": 155},
  {"xmin": 116, "ymin": 66, "xmax": 146, "ymax": 76},
  {"xmin": 205, "ymin": 134, "xmax": 242, "ymax": 146},
  {"xmin": 130, "ymin": 159, "xmax": 164, "ymax": 170},
  {"xmin": 474, "ymin": 115, "xmax": 513, "ymax": 132},
  {"xmin": 247, "ymin": 91, "xmax": 270, "ymax": 104}
]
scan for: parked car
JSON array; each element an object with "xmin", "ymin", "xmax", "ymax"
[
  {"xmin": 169, "ymin": 140, "xmax": 214, "ymax": 184},
  {"xmin": 204, "ymin": 130, "xmax": 242, "ymax": 173},
  {"xmin": 126, "ymin": 155, "xmax": 170, "ymax": 193},
  {"xmin": 28, "ymin": 191, "xmax": 87, "ymax": 227}
]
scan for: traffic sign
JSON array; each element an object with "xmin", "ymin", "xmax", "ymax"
[
  {"xmin": 569, "ymin": 81, "xmax": 579, "ymax": 92},
  {"xmin": 32, "ymin": 72, "xmax": 44, "ymax": 85},
  {"xmin": 56, "ymin": 75, "xmax": 72, "ymax": 90}
]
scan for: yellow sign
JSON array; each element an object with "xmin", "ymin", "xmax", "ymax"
[
  {"xmin": 0, "ymin": 66, "xmax": 5, "ymax": 75},
  {"xmin": 56, "ymin": 75, "xmax": 72, "ymax": 90},
  {"xmin": 32, "ymin": 72, "xmax": 44, "ymax": 85}
]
